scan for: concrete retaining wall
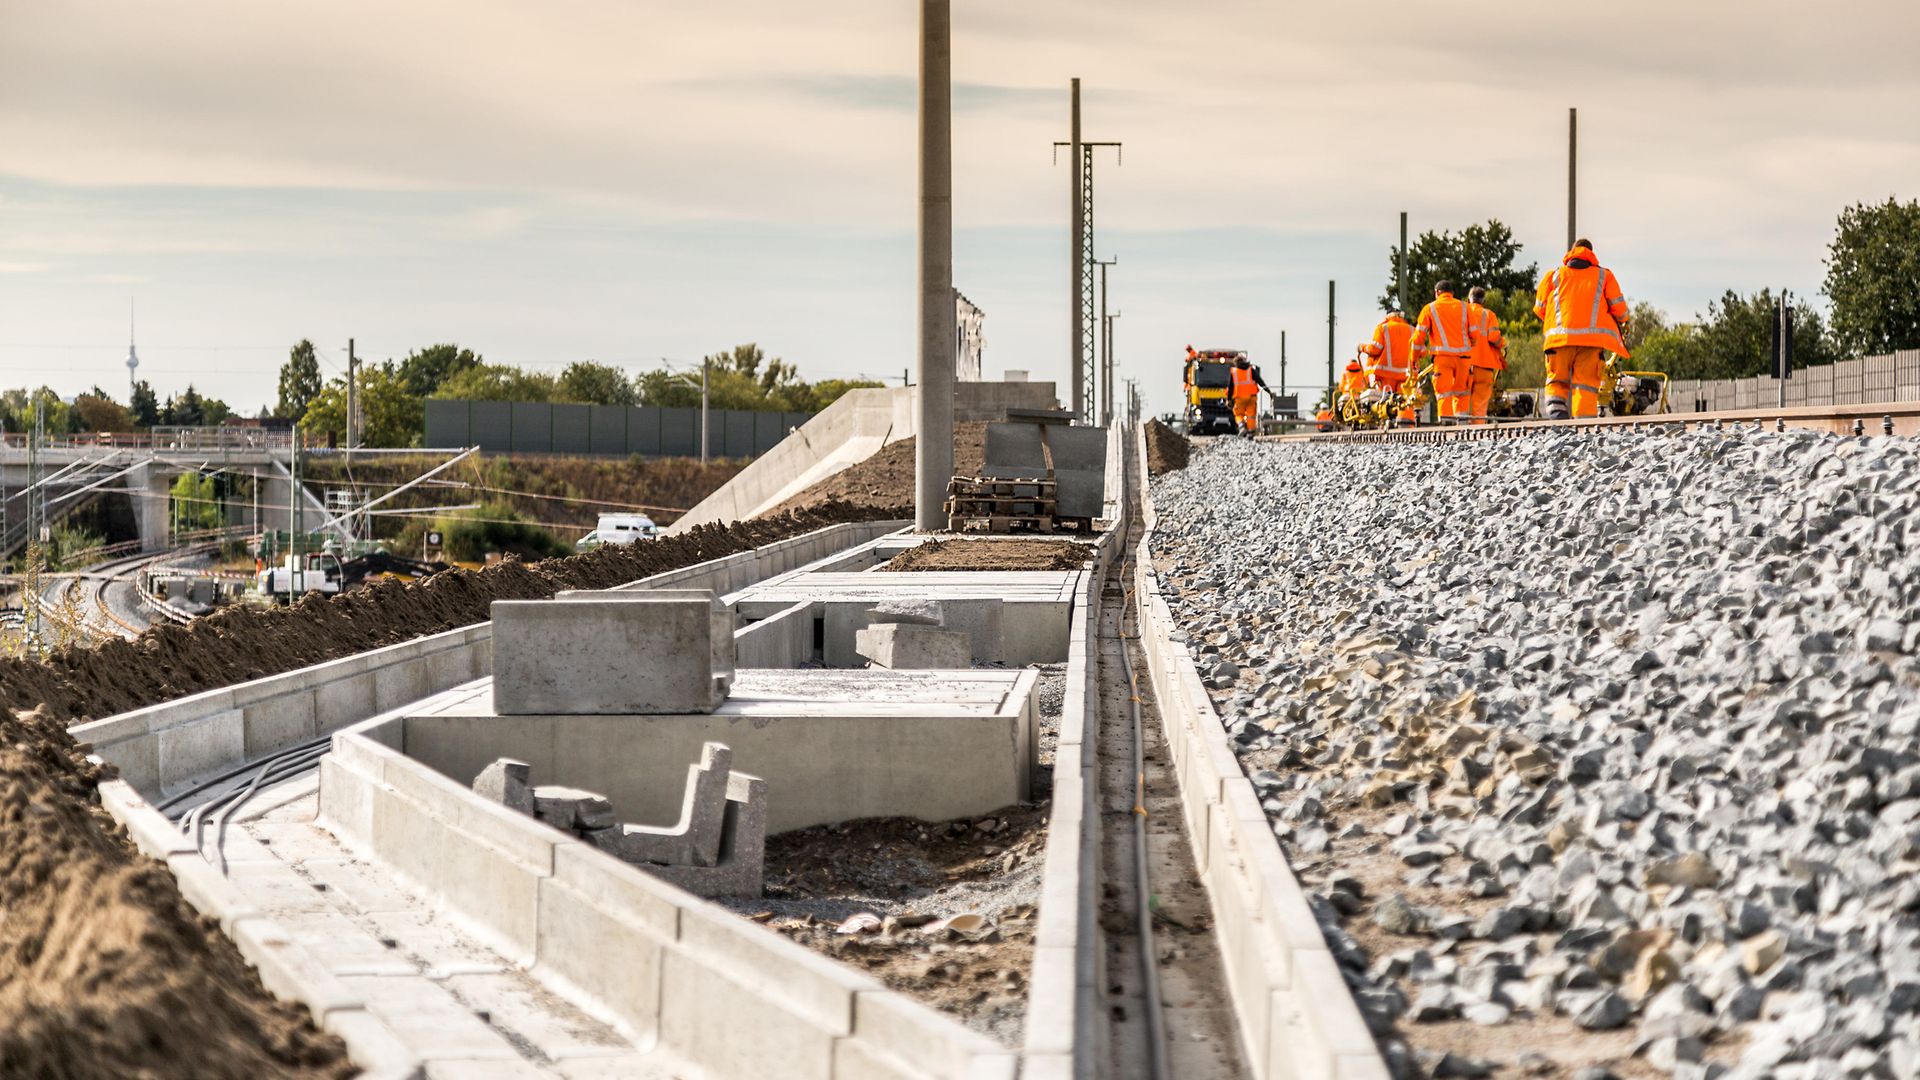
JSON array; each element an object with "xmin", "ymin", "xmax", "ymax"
[
  {"xmin": 319, "ymin": 715, "xmax": 1017, "ymax": 1080},
  {"xmin": 1131, "ymin": 424, "xmax": 1389, "ymax": 1080},
  {"xmin": 72, "ymin": 520, "xmax": 905, "ymax": 800}
]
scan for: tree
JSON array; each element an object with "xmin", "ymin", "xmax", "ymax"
[
  {"xmin": 162, "ymin": 385, "xmax": 207, "ymax": 426},
  {"xmin": 1, "ymin": 387, "xmax": 72, "ymax": 436},
  {"xmin": 1627, "ymin": 291, "xmax": 1835, "ymax": 380},
  {"xmin": 302, "ymin": 364, "xmax": 425, "ymax": 447},
  {"xmin": 71, "ymin": 389, "xmax": 133, "ymax": 432},
  {"xmin": 634, "ymin": 345, "xmax": 881, "ymax": 412},
  {"xmin": 1384, "ymin": 220, "xmax": 1540, "ymax": 314},
  {"xmin": 129, "ymin": 380, "xmax": 160, "ymax": 428},
  {"xmin": 433, "ymin": 363, "xmax": 560, "ymax": 403},
  {"xmin": 396, "ymin": 343, "xmax": 484, "ymax": 397},
  {"xmin": 170, "ymin": 472, "xmax": 223, "ymax": 534},
  {"xmin": 556, "ymin": 361, "xmax": 636, "ymax": 406},
  {"xmin": 277, "ymin": 339, "xmax": 324, "ymax": 419},
  {"xmin": 1824, "ymin": 197, "xmax": 1920, "ymax": 357}
]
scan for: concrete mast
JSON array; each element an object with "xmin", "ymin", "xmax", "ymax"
[{"xmin": 916, "ymin": 0, "xmax": 956, "ymax": 532}]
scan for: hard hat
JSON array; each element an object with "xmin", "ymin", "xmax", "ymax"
[{"xmin": 1346, "ymin": 360, "xmax": 1363, "ymax": 372}]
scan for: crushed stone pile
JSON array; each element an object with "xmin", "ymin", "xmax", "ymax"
[
  {"xmin": 762, "ymin": 422, "xmax": 988, "ymax": 520},
  {"xmin": 0, "ymin": 704, "xmax": 353, "ymax": 1080},
  {"xmin": 1151, "ymin": 430, "xmax": 1920, "ymax": 1079},
  {"xmin": 3, "ymin": 503, "xmax": 881, "ymax": 724}
]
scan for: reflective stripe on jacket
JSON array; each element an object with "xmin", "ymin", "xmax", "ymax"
[
  {"xmin": 1412, "ymin": 294, "xmax": 1475, "ymax": 358},
  {"xmin": 1365, "ymin": 316, "xmax": 1416, "ymax": 378},
  {"xmin": 1533, "ymin": 247, "xmax": 1631, "ymax": 357}
]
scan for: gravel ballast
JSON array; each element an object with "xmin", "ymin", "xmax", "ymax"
[{"xmin": 1150, "ymin": 430, "xmax": 1920, "ymax": 1079}]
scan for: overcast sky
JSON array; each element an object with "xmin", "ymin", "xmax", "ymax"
[{"xmin": 2, "ymin": 0, "xmax": 1916, "ymax": 420}]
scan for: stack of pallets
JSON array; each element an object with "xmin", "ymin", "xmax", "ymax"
[{"xmin": 944, "ymin": 475, "xmax": 1057, "ymax": 534}]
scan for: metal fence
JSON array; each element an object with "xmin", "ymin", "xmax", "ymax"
[
  {"xmin": 1669, "ymin": 351, "xmax": 1920, "ymax": 412},
  {"xmin": 423, "ymin": 400, "xmax": 815, "ymax": 459}
]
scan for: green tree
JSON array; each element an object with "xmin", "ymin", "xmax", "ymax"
[
  {"xmin": 277, "ymin": 339, "xmax": 324, "ymax": 419},
  {"xmin": 1824, "ymin": 197, "xmax": 1920, "ymax": 356},
  {"xmin": 434, "ymin": 502, "xmax": 567, "ymax": 562},
  {"xmin": 129, "ymin": 379, "xmax": 160, "ymax": 428},
  {"xmin": 433, "ymin": 363, "xmax": 560, "ymax": 403},
  {"xmin": 555, "ymin": 361, "xmax": 636, "ymax": 405},
  {"xmin": 396, "ymin": 343, "xmax": 484, "ymax": 397},
  {"xmin": 1, "ymin": 387, "xmax": 73, "ymax": 436},
  {"xmin": 169, "ymin": 472, "xmax": 223, "ymax": 534},
  {"xmin": 302, "ymin": 364, "xmax": 425, "ymax": 447},
  {"xmin": 1626, "ymin": 291, "xmax": 1834, "ymax": 380},
  {"xmin": 635, "ymin": 345, "xmax": 880, "ymax": 412},
  {"xmin": 71, "ymin": 388, "xmax": 132, "ymax": 432},
  {"xmin": 1384, "ymin": 220, "xmax": 1539, "ymax": 313}
]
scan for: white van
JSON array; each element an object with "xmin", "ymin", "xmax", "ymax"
[{"xmin": 575, "ymin": 513, "xmax": 658, "ymax": 550}]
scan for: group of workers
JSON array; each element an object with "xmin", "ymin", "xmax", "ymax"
[{"xmin": 1335, "ymin": 240, "xmax": 1631, "ymax": 424}]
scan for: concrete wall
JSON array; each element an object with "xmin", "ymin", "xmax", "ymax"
[
  {"xmin": 735, "ymin": 600, "xmax": 819, "ymax": 667},
  {"xmin": 319, "ymin": 718, "xmax": 1018, "ymax": 1080},
  {"xmin": 425, "ymin": 399, "xmax": 815, "ymax": 459},
  {"xmin": 1666, "ymin": 349, "xmax": 1920, "ymax": 412},
  {"xmin": 672, "ymin": 382, "xmax": 1061, "ymax": 533},
  {"xmin": 72, "ymin": 520, "xmax": 906, "ymax": 800},
  {"xmin": 1131, "ymin": 424, "xmax": 1389, "ymax": 1080}
]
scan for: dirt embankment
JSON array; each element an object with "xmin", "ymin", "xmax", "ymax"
[
  {"xmin": 763, "ymin": 422, "xmax": 989, "ymax": 520},
  {"xmin": 0, "ymin": 703, "xmax": 354, "ymax": 1080},
  {"xmin": 880, "ymin": 539, "xmax": 1091, "ymax": 573},
  {"xmin": 1143, "ymin": 419, "xmax": 1190, "ymax": 476}
]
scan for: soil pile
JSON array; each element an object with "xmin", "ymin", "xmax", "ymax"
[
  {"xmin": 762, "ymin": 422, "xmax": 989, "ymax": 520},
  {"xmin": 0, "ymin": 705, "xmax": 352, "ymax": 1080},
  {"xmin": 2, "ymin": 503, "xmax": 879, "ymax": 724},
  {"xmin": 880, "ymin": 539, "xmax": 1091, "ymax": 573},
  {"xmin": 1143, "ymin": 418, "xmax": 1190, "ymax": 475},
  {"xmin": 731, "ymin": 804, "xmax": 1049, "ymax": 1044}
]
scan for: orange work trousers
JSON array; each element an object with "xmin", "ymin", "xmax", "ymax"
[
  {"xmin": 1464, "ymin": 365, "xmax": 1499, "ymax": 424},
  {"xmin": 1431, "ymin": 354, "xmax": 1471, "ymax": 420},
  {"xmin": 1544, "ymin": 347, "xmax": 1607, "ymax": 418},
  {"xmin": 1232, "ymin": 394, "xmax": 1258, "ymax": 433}
]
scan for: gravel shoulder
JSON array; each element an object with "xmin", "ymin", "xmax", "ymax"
[{"xmin": 1151, "ymin": 430, "xmax": 1920, "ymax": 1079}]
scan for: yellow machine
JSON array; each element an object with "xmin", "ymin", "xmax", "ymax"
[
  {"xmin": 1181, "ymin": 349, "xmax": 1247, "ymax": 435},
  {"xmin": 1337, "ymin": 362, "xmax": 1435, "ymax": 430},
  {"xmin": 1601, "ymin": 358, "xmax": 1671, "ymax": 416}
]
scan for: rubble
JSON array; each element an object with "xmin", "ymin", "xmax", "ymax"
[{"xmin": 1152, "ymin": 429, "xmax": 1920, "ymax": 1077}]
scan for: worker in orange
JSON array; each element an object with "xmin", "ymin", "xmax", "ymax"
[
  {"xmin": 1229, "ymin": 355, "xmax": 1269, "ymax": 436},
  {"xmin": 1534, "ymin": 239, "xmax": 1630, "ymax": 419},
  {"xmin": 1463, "ymin": 286, "xmax": 1506, "ymax": 424},
  {"xmin": 1410, "ymin": 280, "xmax": 1476, "ymax": 421},
  {"xmin": 1336, "ymin": 358, "xmax": 1366, "ymax": 421},
  {"xmin": 1362, "ymin": 309, "xmax": 1418, "ymax": 424}
]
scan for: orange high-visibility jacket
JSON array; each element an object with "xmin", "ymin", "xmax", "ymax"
[
  {"xmin": 1364, "ymin": 315, "xmax": 1416, "ymax": 380},
  {"xmin": 1534, "ymin": 247, "xmax": 1630, "ymax": 357},
  {"xmin": 1467, "ymin": 304, "xmax": 1506, "ymax": 370},
  {"xmin": 1230, "ymin": 366, "xmax": 1258, "ymax": 400},
  {"xmin": 1338, "ymin": 366, "xmax": 1366, "ymax": 397},
  {"xmin": 1412, "ymin": 293, "xmax": 1475, "ymax": 358}
]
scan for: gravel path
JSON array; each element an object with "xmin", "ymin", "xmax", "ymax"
[{"xmin": 1150, "ymin": 430, "xmax": 1920, "ymax": 1080}]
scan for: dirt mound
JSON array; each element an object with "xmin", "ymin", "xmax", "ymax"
[
  {"xmin": 1144, "ymin": 419, "xmax": 1190, "ymax": 476},
  {"xmin": 2, "ymin": 503, "xmax": 883, "ymax": 726},
  {"xmin": 0, "ymin": 706, "xmax": 352, "ymax": 1080},
  {"xmin": 880, "ymin": 539, "xmax": 1090, "ymax": 573},
  {"xmin": 762, "ymin": 422, "xmax": 989, "ymax": 520}
]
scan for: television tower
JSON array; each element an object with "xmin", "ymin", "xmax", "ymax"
[{"xmin": 125, "ymin": 298, "xmax": 140, "ymax": 396}]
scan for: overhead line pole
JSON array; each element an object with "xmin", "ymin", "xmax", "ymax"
[
  {"xmin": 1398, "ymin": 212, "xmax": 1409, "ymax": 314},
  {"xmin": 1068, "ymin": 79, "xmax": 1083, "ymax": 423},
  {"xmin": 1327, "ymin": 281, "xmax": 1337, "ymax": 410},
  {"xmin": 1567, "ymin": 108, "xmax": 1578, "ymax": 249},
  {"xmin": 1095, "ymin": 257, "xmax": 1116, "ymax": 426},
  {"xmin": 916, "ymin": 0, "xmax": 956, "ymax": 531}
]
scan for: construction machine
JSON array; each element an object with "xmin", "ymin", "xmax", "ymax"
[
  {"xmin": 1181, "ymin": 349, "xmax": 1246, "ymax": 436},
  {"xmin": 1601, "ymin": 358, "xmax": 1670, "ymax": 416}
]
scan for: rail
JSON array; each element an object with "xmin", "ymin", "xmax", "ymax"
[{"xmin": 1263, "ymin": 399, "xmax": 1920, "ymax": 444}]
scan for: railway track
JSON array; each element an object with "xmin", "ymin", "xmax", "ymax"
[
  {"xmin": 1260, "ymin": 399, "xmax": 1920, "ymax": 444},
  {"xmin": 28, "ymin": 544, "xmax": 218, "ymax": 643}
]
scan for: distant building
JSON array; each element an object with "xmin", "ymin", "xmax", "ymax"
[{"xmin": 955, "ymin": 290, "xmax": 985, "ymax": 382}]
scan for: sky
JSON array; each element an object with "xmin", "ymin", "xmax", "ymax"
[{"xmin": 2, "ymin": 0, "xmax": 1916, "ymax": 421}]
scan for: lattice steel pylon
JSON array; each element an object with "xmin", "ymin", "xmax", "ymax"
[{"xmin": 1055, "ymin": 139, "xmax": 1120, "ymax": 423}]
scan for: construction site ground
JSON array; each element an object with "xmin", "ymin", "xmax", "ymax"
[{"xmin": 880, "ymin": 538, "xmax": 1092, "ymax": 573}]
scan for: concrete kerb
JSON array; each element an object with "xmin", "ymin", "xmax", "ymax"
[
  {"xmin": 1130, "ymin": 424, "xmax": 1390, "ymax": 1080},
  {"xmin": 92, "ymin": 778, "xmax": 423, "ymax": 1080}
]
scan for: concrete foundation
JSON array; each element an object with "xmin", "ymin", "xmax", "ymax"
[
  {"xmin": 493, "ymin": 590, "xmax": 732, "ymax": 715},
  {"xmin": 394, "ymin": 668, "xmax": 1039, "ymax": 833}
]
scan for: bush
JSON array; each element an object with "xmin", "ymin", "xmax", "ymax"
[{"xmin": 434, "ymin": 502, "xmax": 568, "ymax": 563}]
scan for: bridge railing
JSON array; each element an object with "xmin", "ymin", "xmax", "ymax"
[{"xmin": 0, "ymin": 427, "xmax": 310, "ymax": 453}]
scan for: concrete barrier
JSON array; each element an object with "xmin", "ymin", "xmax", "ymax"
[
  {"xmin": 72, "ymin": 520, "xmax": 904, "ymax": 800},
  {"xmin": 319, "ymin": 717, "xmax": 1018, "ymax": 1080},
  {"xmin": 1131, "ymin": 424, "xmax": 1390, "ymax": 1080}
]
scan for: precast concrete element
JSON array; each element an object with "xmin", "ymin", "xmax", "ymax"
[
  {"xmin": 602, "ymin": 742, "xmax": 734, "ymax": 868},
  {"xmin": 473, "ymin": 757, "xmax": 534, "ymax": 814},
  {"xmin": 864, "ymin": 597, "xmax": 1007, "ymax": 664},
  {"xmin": 855, "ymin": 622, "xmax": 972, "ymax": 669},
  {"xmin": 734, "ymin": 599, "xmax": 819, "ymax": 668},
  {"xmin": 1130, "ymin": 425, "xmax": 1389, "ymax": 1080},
  {"xmin": 532, "ymin": 785, "xmax": 617, "ymax": 831},
  {"xmin": 983, "ymin": 419, "xmax": 1111, "ymax": 520},
  {"xmin": 393, "ymin": 668, "xmax": 1038, "ymax": 834},
  {"xmin": 491, "ymin": 590, "xmax": 732, "ymax": 715},
  {"xmin": 70, "ymin": 520, "xmax": 903, "ymax": 799},
  {"xmin": 733, "ymin": 571, "xmax": 1076, "ymax": 667},
  {"xmin": 625, "ymin": 770, "xmax": 767, "ymax": 899},
  {"xmin": 319, "ymin": 721, "xmax": 1017, "ymax": 1080},
  {"xmin": 93, "ymin": 778, "xmax": 422, "ymax": 1080}
]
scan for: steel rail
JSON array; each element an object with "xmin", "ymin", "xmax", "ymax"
[{"xmin": 1260, "ymin": 401, "xmax": 1920, "ymax": 445}]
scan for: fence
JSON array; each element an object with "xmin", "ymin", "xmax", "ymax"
[
  {"xmin": 1665, "ymin": 349, "xmax": 1920, "ymax": 412},
  {"xmin": 423, "ymin": 400, "xmax": 814, "ymax": 459}
]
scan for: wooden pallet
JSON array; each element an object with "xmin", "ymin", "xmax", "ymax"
[
  {"xmin": 946, "ymin": 513, "xmax": 1056, "ymax": 535},
  {"xmin": 945, "ymin": 475, "xmax": 1062, "ymax": 534}
]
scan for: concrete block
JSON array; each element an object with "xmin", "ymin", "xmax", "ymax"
[
  {"xmin": 854, "ymin": 624, "xmax": 971, "ymax": 670},
  {"xmin": 533, "ymin": 785, "xmax": 616, "ymax": 831},
  {"xmin": 846, "ymin": 989, "xmax": 1007, "ymax": 1080},
  {"xmin": 473, "ymin": 758, "xmax": 535, "ymax": 816},
  {"xmin": 601, "ymin": 743, "xmax": 731, "ymax": 867},
  {"xmin": 243, "ymin": 690, "xmax": 316, "ymax": 758},
  {"xmin": 370, "ymin": 783, "xmax": 544, "ymax": 963},
  {"xmin": 494, "ymin": 591, "xmax": 730, "ymax": 715},
  {"xmin": 155, "ymin": 708, "xmax": 245, "ymax": 789},
  {"xmin": 658, "ymin": 945, "xmax": 835, "ymax": 1080},
  {"xmin": 321, "ymin": 1007, "xmax": 421, "ymax": 1080},
  {"xmin": 314, "ymin": 673, "xmax": 378, "ymax": 733},
  {"xmin": 338, "ymin": 973, "xmax": 522, "ymax": 1063},
  {"xmin": 534, "ymin": 874, "xmax": 668, "ymax": 1040},
  {"xmin": 316, "ymin": 758, "xmax": 377, "ymax": 843},
  {"xmin": 97, "ymin": 779, "xmax": 196, "ymax": 860},
  {"xmin": 166, "ymin": 851, "xmax": 261, "ymax": 934},
  {"xmin": 550, "ymin": 843, "xmax": 680, "ymax": 937},
  {"xmin": 230, "ymin": 915, "xmax": 364, "ymax": 1023},
  {"xmin": 636, "ymin": 771, "xmax": 767, "ymax": 899},
  {"xmin": 374, "ymin": 656, "xmax": 431, "ymax": 712},
  {"xmin": 863, "ymin": 599, "xmax": 944, "ymax": 626}
]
